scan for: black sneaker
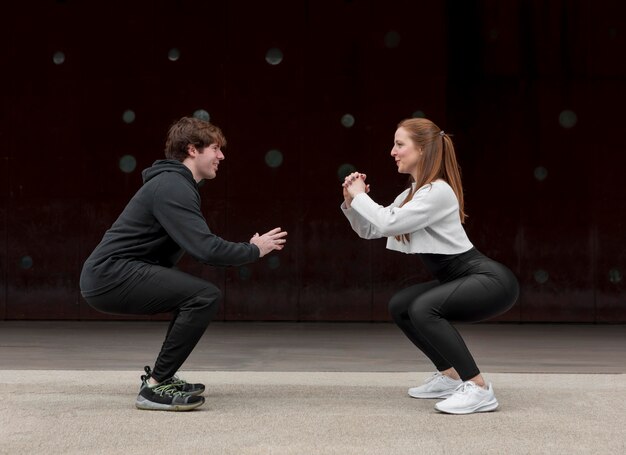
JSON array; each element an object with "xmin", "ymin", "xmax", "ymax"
[
  {"xmin": 161, "ymin": 375, "xmax": 206, "ymax": 396},
  {"xmin": 142, "ymin": 366, "xmax": 205, "ymax": 397},
  {"xmin": 135, "ymin": 378, "xmax": 205, "ymax": 412}
]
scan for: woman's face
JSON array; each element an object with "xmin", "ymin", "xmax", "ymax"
[{"xmin": 390, "ymin": 127, "xmax": 421, "ymax": 178}]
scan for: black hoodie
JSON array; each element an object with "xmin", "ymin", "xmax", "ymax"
[{"xmin": 80, "ymin": 160, "xmax": 259, "ymax": 297}]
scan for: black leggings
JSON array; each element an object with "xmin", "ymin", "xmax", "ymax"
[
  {"xmin": 388, "ymin": 248, "xmax": 519, "ymax": 381},
  {"xmin": 83, "ymin": 265, "xmax": 221, "ymax": 382}
]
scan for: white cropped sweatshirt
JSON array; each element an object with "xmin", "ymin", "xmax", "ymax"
[{"xmin": 341, "ymin": 180, "xmax": 473, "ymax": 255}]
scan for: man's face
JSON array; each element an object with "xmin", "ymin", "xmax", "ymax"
[{"xmin": 194, "ymin": 143, "xmax": 225, "ymax": 180}]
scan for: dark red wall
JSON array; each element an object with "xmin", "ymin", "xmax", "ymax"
[{"xmin": 1, "ymin": 0, "xmax": 625, "ymax": 321}]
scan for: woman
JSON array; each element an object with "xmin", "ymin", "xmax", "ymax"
[{"xmin": 341, "ymin": 118, "xmax": 519, "ymax": 415}]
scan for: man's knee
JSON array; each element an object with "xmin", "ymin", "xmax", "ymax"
[
  {"xmin": 179, "ymin": 285, "xmax": 221, "ymax": 317},
  {"xmin": 192, "ymin": 286, "xmax": 222, "ymax": 317},
  {"xmin": 198, "ymin": 284, "xmax": 222, "ymax": 303}
]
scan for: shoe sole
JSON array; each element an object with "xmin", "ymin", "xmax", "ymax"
[
  {"xmin": 135, "ymin": 396, "xmax": 205, "ymax": 412},
  {"xmin": 408, "ymin": 389, "xmax": 455, "ymax": 399},
  {"xmin": 434, "ymin": 398, "xmax": 499, "ymax": 415}
]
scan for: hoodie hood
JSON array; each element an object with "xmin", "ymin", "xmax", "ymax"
[{"xmin": 142, "ymin": 160, "xmax": 196, "ymax": 185}]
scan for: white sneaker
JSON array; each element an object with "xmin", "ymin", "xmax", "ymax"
[
  {"xmin": 408, "ymin": 372, "xmax": 463, "ymax": 399},
  {"xmin": 434, "ymin": 381, "xmax": 499, "ymax": 415}
]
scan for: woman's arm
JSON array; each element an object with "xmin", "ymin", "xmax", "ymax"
[
  {"xmin": 340, "ymin": 172, "xmax": 382, "ymax": 238},
  {"xmin": 340, "ymin": 172, "xmax": 405, "ymax": 239},
  {"xmin": 341, "ymin": 200, "xmax": 384, "ymax": 239},
  {"xmin": 348, "ymin": 182, "xmax": 456, "ymax": 237}
]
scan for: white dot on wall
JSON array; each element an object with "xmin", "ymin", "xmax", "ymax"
[
  {"xmin": 193, "ymin": 109, "xmax": 210, "ymax": 121},
  {"xmin": 384, "ymin": 30, "xmax": 401, "ymax": 48},
  {"xmin": 265, "ymin": 149, "xmax": 283, "ymax": 168},
  {"xmin": 412, "ymin": 110, "xmax": 425, "ymax": 118},
  {"xmin": 119, "ymin": 155, "xmax": 137, "ymax": 173},
  {"xmin": 559, "ymin": 110, "xmax": 577, "ymax": 129},
  {"xmin": 534, "ymin": 269, "xmax": 549, "ymax": 284},
  {"xmin": 265, "ymin": 48, "xmax": 283, "ymax": 65},
  {"xmin": 122, "ymin": 110, "xmax": 136, "ymax": 124},
  {"xmin": 337, "ymin": 163, "xmax": 356, "ymax": 181},
  {"xmin": 239, "ymin": 267, "xmax": 252, "ymax": 280},
  {"xmin": 341, "ymin": 114, "xmax": 355, "ymax": 128},
  {"xmin": 168, "ymin": 48, "xmax": 180, "ymax": 62},
  {"xmin": 53, "ymin": 51, "xmax": 65, "ymax": 65},
  {"xmin": 534, "ymin": 166, "xmax": 548, "ymax": 181},
  {"xmin": 609, "ymin": 268, "xmax": 622, "ymax": 284},
  {"xmin": 267, "ymin": 256, "xmax": 280, "ymax": 270},
  {"xmin": 20, "ymin": 256, "xmax": 33, "ymax": 269}
]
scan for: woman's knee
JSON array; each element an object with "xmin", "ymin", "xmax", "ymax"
[
  {"xmin": 407, "ymin": 298, "xmax": 439, "ymax": 326},
  {"xmin": 389, "ymin": 282, "xmax": 439, "ymax": 320},
  {"xmin": 388, "ymin": 292, "xmax": 410, "ymax": 319}
]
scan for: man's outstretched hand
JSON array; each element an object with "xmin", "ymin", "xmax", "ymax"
[{"xmin": 250, "ymin": 227, "xmax": 288, "ymax": 257}]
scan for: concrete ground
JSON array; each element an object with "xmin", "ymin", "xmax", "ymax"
[{"xmin": 1, "ymin": 322, "xmax": 625, "ymax": 454}]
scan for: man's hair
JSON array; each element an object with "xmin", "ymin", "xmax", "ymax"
[{"xmin": 164, "ymin": 117, "xmax": 227, "ymax": 162}]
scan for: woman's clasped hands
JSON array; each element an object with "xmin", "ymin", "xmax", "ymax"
[{"xmin": 342, "ymin": 172, "xmax": 370, "ymax": 208}]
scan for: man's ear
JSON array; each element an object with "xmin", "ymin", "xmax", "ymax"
[{"xmin": 187, "ymin": 144, "xmax": 197, "ymax": 157}]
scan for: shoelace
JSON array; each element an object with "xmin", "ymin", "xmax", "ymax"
[
  {"xmin": 452, "ymin": 381, "xmax": 480, "ymax": 395},
  {"xmin": 142, "ymin": 366, "xmax": 190, "ymax": 397},
  {"xmin": 144, "ymin": 366, "xmax": 191, "ymax": 388},
  {"xmin": 424, "ymin": 372, "xmax": 444, "ymax": 384},
  {"xmin": 166, "ymin": 376, "xmax": 188, "ymax": 387},
  {"xmin": 151, "ymin": 383, "xmax": 188, "ymax": 398}
]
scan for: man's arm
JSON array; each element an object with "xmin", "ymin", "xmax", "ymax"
[{"xmin": 153, "ymin": 176, "xmax": 260, "ymax": 267}]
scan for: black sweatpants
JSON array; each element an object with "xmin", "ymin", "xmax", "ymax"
[
  {"xmin": 83, "ymin": 265, "xmax": 221, "ymax": 382},
  {"xmin": 388, "ymin": 248, "xmax": 519, "ymax": 381}
]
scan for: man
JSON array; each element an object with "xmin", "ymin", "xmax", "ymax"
[{"xmin": 80, "ymin": 116, "xmax": 287, "ymax": 411}]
